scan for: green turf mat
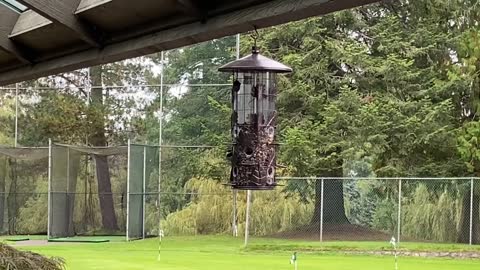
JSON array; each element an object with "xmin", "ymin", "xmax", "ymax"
[
  {"xmin": 5, "ymin": 237, "xmax": 30, "ymax": 242},
  {"xmin": 48, "ymin": 238, "xmax": 110, "ymax": 243}
]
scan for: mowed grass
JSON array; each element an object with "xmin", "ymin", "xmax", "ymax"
[
  {"xmin": 248, "ymin": 237, "xmax": 480, "ymax": 252},
  {"xmin": 3, "ymin": 236, "xmax": 480, "ymax": 270}
]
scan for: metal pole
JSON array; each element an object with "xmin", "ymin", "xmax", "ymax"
[
  {"xmin": 244, "ymin": 190, "xmax": 251, "ymax": 247},
  {"xmin": 470, "ymin": 177, "xmax": 474, "ymax": 246},
  {"xmin": 397, "ymin": 179, "xmax": 402, "ymax": 246},
  {"xmin": 126, "ymin": 139, "xmax": 131, "ymax": 242},
  {"xmin": 66, "ymin": 147, "xmax": 70, "ymax": 234},
  {"xmin": 14, "ymin": 83, "xmax": 18, "ymax": 147},
  {"xmin": 142, "ymin": 145, "xmax": 147, "ymax": 239},
  {"xmin": 320, "ymin": 179, "xmax": 324, "ymax": 243},
  {"xmin": 47, "ymin": 139, "xmax": 52, "ymax": 239},
  {"xmin": 232, "ymin": 34, "xmax": 240, "ymax": 238},
  {"xmin": 232, "ymin": 190, "xmax": 238, "ymax": 237},
  {"xmin": 157, "ymin": 51, "xmax": 164, "ymax": 261}
]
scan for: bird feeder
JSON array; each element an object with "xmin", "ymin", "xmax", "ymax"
[{"xmin": 219, "ymin": 45, "xmax": 292, "ymax": 190}]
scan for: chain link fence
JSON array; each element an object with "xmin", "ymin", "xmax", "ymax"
[
  {"xmin": 0, "ymin": 141, "xmax": 479, "ymax": 246},
  {"xmin": 158, "ymin": 177, "xmax": 480, "ymax": 246}
]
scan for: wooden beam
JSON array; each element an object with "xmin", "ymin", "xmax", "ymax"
[
  {"xmin": 0, "ymin": 0, "xmax": 379, "ymax": 85},
  {"xmin": 10, "ymin": 10, "xmax": 52, "ymax": 37},
  {"xmin": 0, "ymin": 4, "xmax": 32, "ymax": 64},
  {"xmin": 76, "ymin": 0, "xmax": 112, "ymax": 14},
  {"xmin": 16, "ymin": 0, "xmax": 101, "ymax": 47},
  {"xmin": 176, "ymin": 0, "xmax": 204, "ymax": 19}
]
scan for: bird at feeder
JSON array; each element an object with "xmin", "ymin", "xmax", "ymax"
[{"xmin": 218, "ymin": 31, "xmax": 292, "ymax": 190}]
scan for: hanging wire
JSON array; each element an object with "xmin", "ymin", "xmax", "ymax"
[{"xmin": 0, "ymin": 83, "xmax": 231, "ymax": 91}]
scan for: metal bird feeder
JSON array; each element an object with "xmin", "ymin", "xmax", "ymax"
[{"xmin": 219, "ymin": 37, "xmax": 292, "ymax": 190}]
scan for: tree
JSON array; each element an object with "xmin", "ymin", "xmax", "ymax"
[
  {"xmin": 256, "ymin": 0, "xmax": 470, "ymax": 228},
  {"xmin": 17, "ymin": 56, "xmax": 157, "ymax": 232},
  {"xmin": 89, "ymin": 65, "xmax": 118, "ymax": 231},
  {"xmin": 0, "ymin": 95, "xmax": 15, "ymax": 232},
  {"xmin": 457, "ymin": 122, "xmax": 480, "ymax": 243},
  {"xmin": 145, "ymin": 37, "xmax": 236, "ymax": 216}
]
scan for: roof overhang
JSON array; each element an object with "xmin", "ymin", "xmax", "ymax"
[{"xmin": 0, "ymin": 0, "xmax": 380, "ymax": 86}]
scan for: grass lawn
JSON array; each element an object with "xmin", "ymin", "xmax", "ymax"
[{"xmin": 4, "ymin": 236, "xmax": 480, "ymax": 270}]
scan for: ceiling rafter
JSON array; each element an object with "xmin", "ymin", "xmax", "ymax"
[
  {"xmin": 16, "ymin": 0, "xmax": 101, "ymax": 47},
  {"xmin": 0, "ymin": 3, "xmax": 32, "ymax": 64},
  {"xmin": 176, "ymin": 0, "xmax": 205, "ymax": 20}
]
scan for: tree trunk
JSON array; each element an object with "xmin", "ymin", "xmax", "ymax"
[
  {"xmin": 457, "ymin": 192, "xmax": 480, "ymax": 244},
  {"xmin": 89, "ymin": 66, "xmax": 119, "ymax": 231},
  {"xmin": 311, "ymin": 165, "xmax": 349, "ymax": 224}
]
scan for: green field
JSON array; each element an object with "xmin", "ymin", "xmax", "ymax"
[{"xmin": 4, "ymin": 236, "xmax": 480, "ymax": 270}]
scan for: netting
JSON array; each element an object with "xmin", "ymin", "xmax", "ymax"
[
  {"xmin": 127, "ymin": 144, "xmax": 159, "ymax": 240},
  {"xmin": 0, "ymin": 147, "xmax": 49, "ymax": 235},
  {"xmin": 49, "ymin": 143, "xmax": 159, "ymax": 240},
  {"xmin": 0, "ymin": 143, "xmax": 159, "ymax": 240}
]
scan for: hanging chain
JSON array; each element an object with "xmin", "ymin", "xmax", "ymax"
[{"xmin": 250, "ymin": 26, "xmax": 260, "ymax": 51}]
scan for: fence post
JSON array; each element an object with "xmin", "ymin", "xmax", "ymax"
[
  {"xmin": 470, "ymin": 177, "xmax": 474, "ymax": 246},
  {"xmin": 233, "ymin": 190, "xmax": 238, "ymax": 237},
  {"xmin": 320, "ymin": 178, "xmax": 324, "ymax": 243},
  {"xmin": 245, "ymin": 190, "xmax": 252, "ymax": 247},
  {"xmin": 397, "ymin": 178, "xmax": 402, "ymax": 246}
]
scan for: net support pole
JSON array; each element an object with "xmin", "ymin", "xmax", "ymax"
[
  {"xmin": 66, "ymin": 147, "xmax": 70, "ymax": 236},
  {"xmin": 142, "ymin": 145, "xmax": 147, "ymax": 239},
  {"xmin": 126, "ymin": 139, "xmax": 131, "ymax": 242},
  {"xmin": 397, "ymin": 178, "xmax": 402, "ymax": 246},
  {"xmin": 47, "ymin": 138, "xmax": 52, "ymax": 239},
  {"xmin": 157, "ymin": 51, "xmax": 164, "ymax": 261},
  {"xmin": 231, "ymin": 34, "xmax": 241, "ymax": 239},
  {"xmin": 320, "ymin": 178, "xmax": 324, "ymax": 243},
  {"xmin": 244, "ymin": 190, "xmax": 251, "ymax": 247},
  {"xmin": 470, "ymin": 177, "xmax": 474, "ymax": 246},
  {"xmin": 232, "ymin": 190, "xmax": 238, "ymax": 237}
]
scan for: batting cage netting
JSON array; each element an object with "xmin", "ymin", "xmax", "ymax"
[
  {"xmin": 0, "ymin": 147, "xmax": 49, "ymax": 235},
  {"xmin": 0, "ymin": 142, "xmax": 159, "ymax": 241}
]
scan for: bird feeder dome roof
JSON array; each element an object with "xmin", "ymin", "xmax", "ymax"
[{"xmin": 219, "ymin": 47, "xmax": 292, "ymax": 73}]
